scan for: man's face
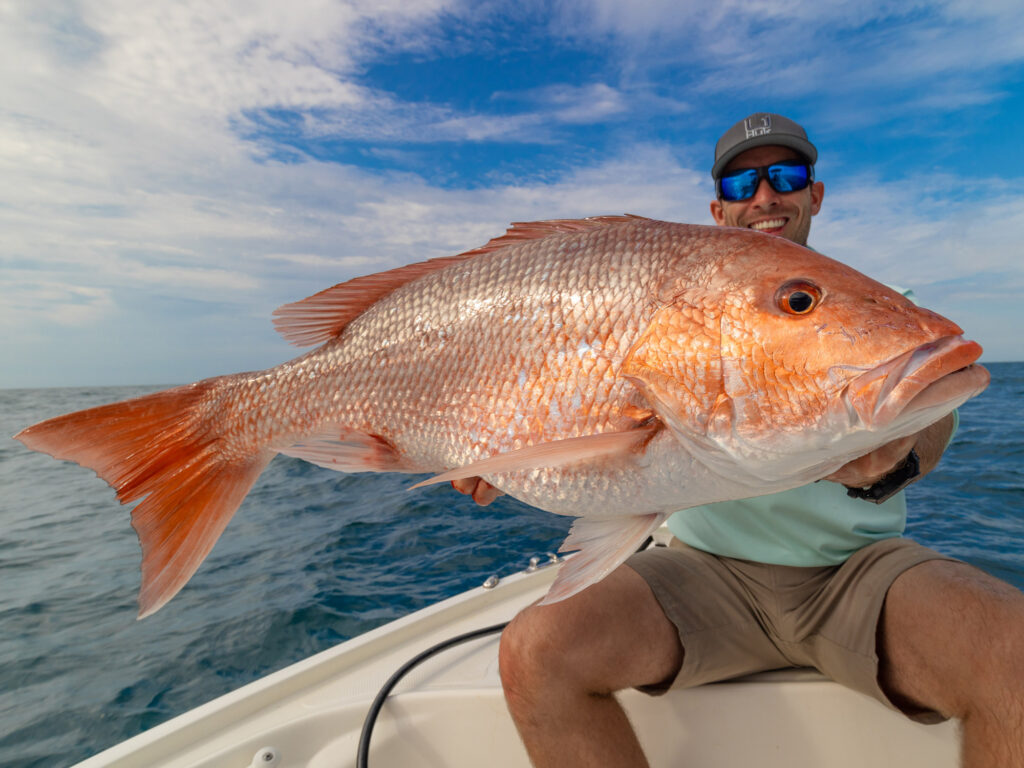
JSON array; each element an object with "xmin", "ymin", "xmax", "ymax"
[{"xmin": 709, "ymin": 145, "xmax": 824, "ymax": 246}]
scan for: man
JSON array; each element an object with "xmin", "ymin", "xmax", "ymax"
[{"xmin": 459, "ymin": 113, "xmax": 1024, "ymax": 767}]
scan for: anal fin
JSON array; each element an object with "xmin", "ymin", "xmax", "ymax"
[{"xmin": 542, "ymin": 512, "xmax": 666, "ymax": 605}]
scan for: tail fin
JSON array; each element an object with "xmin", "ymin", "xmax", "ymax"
[{"xmin": 14, "ymin": 381, "xmax": 272, "ymax": 618}]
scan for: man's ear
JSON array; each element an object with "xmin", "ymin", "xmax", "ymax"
[
  {"xmin": 710, "ymin": 198, "xmax": 725, "ymax": 225},
  {"xmin": 809, "ymin": 180, "xmax": 825, "ymax": 216}
]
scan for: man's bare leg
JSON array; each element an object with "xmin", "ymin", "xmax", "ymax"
[
  {"xmin": 880, "ymin": 560, "xmax": 1024, "ymax": 767},
  {"xmin": 499, "ymin": 564, "xmax": 683, "ymax": 768}
]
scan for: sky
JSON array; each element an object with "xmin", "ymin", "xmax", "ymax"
[{"xmin": 2, "ymin": 0, "xmax": 1023, "ymax": 389}]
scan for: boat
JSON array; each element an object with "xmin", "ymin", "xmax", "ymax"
[{"xmin": 70, "ymin": 532, "xmax": 960, "ymax": 768}]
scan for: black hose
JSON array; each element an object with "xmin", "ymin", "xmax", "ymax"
[
  {"xmin": 355, "ymin": 621, "xmax": 510, "ymax": 768},
  {"xmin": 354, "ymin": 540, "xmax": 659, "ymax": 765}
]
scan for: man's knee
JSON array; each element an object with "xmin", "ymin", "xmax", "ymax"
[
  {"xmin": 883, "ymin": 560, "xmax": 1024, "ymax": 720},
  {"xmin": 962, "ymin": 600, "xmax": 1024, "ymax": 717},
  {"xmin": 499, "ymin": 564, "xmax": 683, "ymax": 705},
  {"xmin": 500, "ymin": 604, "xmax": 572, "ymax": 695}
]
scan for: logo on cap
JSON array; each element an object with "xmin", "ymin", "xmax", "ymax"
[{"xmin": 745, "ymin": 115, "xmax": 771, "ymax": 139}]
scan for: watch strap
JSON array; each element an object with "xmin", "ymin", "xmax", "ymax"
[{"xmin": 845, "ymin": 448, "xmax": 920, "ymax": 504}]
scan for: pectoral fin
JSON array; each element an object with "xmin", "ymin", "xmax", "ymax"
[
  {"xmin": 409, "ymin": 424, "xmax": 659, "ymax": 490},
  {"xmin": 276, "ymin": 428, "xmax": 415, "ymax": 473},
  {"xmin": 542, "ymin": 513, "xmax": 666, "ymax": 604}
]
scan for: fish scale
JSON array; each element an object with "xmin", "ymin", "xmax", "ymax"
[
  {"xmin": 320, "ymin": 222, "xmax": 669, "ymax": 467},
  {"xmin": 14, "ymin": 216, "xmax": 989, "ymax": 616}
]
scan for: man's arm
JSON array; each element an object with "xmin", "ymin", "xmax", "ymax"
[{"xmin": 824, "ymin": 412, "xmax": 956, "ymax": 489}]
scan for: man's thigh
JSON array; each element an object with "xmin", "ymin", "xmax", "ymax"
[
  {"xmin": 880, "ymin": 558, "xmax": 1024, "ymax": 719},
  {"xmin": 626, "ymin": 542, "xmax": 792, "ymax": 691}
]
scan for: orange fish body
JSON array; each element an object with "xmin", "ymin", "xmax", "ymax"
[{"xmin": 15, "ymin": 217, "xmax": 989, "ymax": 617}]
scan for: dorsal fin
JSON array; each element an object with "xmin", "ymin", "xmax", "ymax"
[
  {"xmin": 457, "ymin": 214, "xmax": 649, "ymax": 258},
  {"xmin": 272, "ymin": 214, "xmax": 650, "ymax": 347},
  {"xmin": 272, "ymin": 253, "xmax": 479, "ymax": 347}
]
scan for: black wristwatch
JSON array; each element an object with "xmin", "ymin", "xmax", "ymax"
[{"xmin": 845, "ymin": 449, "xmax": 921, "ymax": 504}]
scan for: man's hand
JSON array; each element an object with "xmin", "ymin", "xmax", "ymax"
[
  {"xmin": 824, "ymin": 412, "xmax": 956, "ymax": 489},
  {"xmin": 451, "ymin": 476, "xmax": 504, "ymax": 506},
  {"xmin": 824, "ymin": 435, "xmax": 917, "ymax": 489}
]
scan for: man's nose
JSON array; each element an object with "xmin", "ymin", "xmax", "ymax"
[{"xmin": 749, "ymin": 178, "xmax": 780, "ymax": 206}]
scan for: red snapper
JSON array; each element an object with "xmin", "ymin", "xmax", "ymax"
[{"xmin": 14, "ymin": 217, "xmax": 989, "ymax": 617}]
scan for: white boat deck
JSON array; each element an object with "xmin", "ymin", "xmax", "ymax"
[{"xmin": 72, "ymin": 554, "xmax": 960, "ymax": 768}]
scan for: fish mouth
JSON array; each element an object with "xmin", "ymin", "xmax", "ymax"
[{"xmin": 845, "ymin": 336, "xmax": 989, "ymax": 430}]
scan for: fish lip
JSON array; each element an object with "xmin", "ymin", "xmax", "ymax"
[
  {"xmin": 899, "ymin": 361, "xmax": 990, "ymax": 419},
  {"xmin": 844, "ymin": 336, "xmax": 987, "ymax": 429}
]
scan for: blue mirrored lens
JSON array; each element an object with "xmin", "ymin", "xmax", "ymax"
[
  {"xmin": 768, "ymin": 163, "xmax": 809, "ymax": 192},
  {"xmin": 719, "ymin": 169, "xmax": 758, "ymax": 201}
]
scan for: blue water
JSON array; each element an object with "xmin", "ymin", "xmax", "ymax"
[{"xmin": 2, "ymin": 364, "xmax": 1023, "ymax": 767}]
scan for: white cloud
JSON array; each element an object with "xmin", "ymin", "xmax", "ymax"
[
  {"xmin": 492, "ymin": 83, "xmax": 629, "ymax": 124},
  {"xmin": 265, "ymin": 80, "xmax": 683, "ymax": 145},
  {"xmin": 551, "ymin": 0, "xmax": 1024, "ymax": 112},
  {"xmin": 817, "ymin": 172, "xmax": 1021, "ymax": 282},
  {"xmin": 1, "ymin": 279, "xmax": 114, "ymax": 328},
  {"xmin": 76, "ymin": 0, "xmax": 453, "ymax": 117}
]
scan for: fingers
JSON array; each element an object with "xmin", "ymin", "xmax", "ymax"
[
  {"xmin": 824, "ymin": 434, "xmax": 917, "ymax": 488},
  {"xmin": 451, "ymin": 477, "xmax": 503, "ymax": 506},
  {"xmin": 473, "ymin": 481, "xmax": 503, "ymax": 506},
  {"xmin": 451, "ymin": 477, "xmax": 478, "ymax": 496}
]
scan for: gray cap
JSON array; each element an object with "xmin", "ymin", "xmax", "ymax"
[{"xmin": 712, "ymin": 113, "xmax": 817, "ymax": 179}]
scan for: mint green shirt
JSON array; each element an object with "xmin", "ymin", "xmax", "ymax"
[
  {"xmin": 667, "ymin": 481, "xmax": 907, "ymax": 566},
  {"xmin": 667, "ymin": 285, "xmax": 952, "ymax": 566}
]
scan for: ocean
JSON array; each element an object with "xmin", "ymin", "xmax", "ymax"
[{"xmin": 2, "ymin": 363, "xmax": 1022, "ymax": 767}]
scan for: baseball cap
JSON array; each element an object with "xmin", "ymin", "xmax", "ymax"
[{"xmin": 712, "ymin": 113, "xmax": 818, "ymax": 179}]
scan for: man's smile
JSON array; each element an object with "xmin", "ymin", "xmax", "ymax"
[{"xmin": 748, "ymin": 217, "xmax": 789, "ymax": 234}]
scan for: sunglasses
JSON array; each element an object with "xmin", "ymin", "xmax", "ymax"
[{"xmin": 716, "ymin": 161, "xmax": 814, "ymax": 202}]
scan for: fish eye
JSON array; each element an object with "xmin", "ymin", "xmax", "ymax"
[{"xmin": 776, "ymin": 280, "xmax": 821, "ymax": 315}]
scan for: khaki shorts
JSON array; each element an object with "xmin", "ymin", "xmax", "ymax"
[{"xmin": 626, "ymin": 536, "xmax": 957, "ymax": 723}]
